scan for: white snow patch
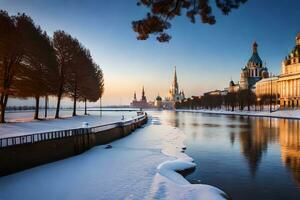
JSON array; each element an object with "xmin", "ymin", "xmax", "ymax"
[
  {"xmin": 0, "ymin": 115, "xmax": 227, "ymax": 200},
  {"xmin": 157, "ymin": 159, "xmax": 196, "ymax": 185},
  {"xmin": 146, "ymin": 173, "xmax": 227, "ymax": 200},
  {"xmin": 0, "ymin": 114, "xmax": 134, "ymax": 139}
]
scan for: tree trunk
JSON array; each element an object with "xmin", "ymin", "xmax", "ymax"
[
  {"xmin": 84, "ymin": 98, "xmax": 87, "ymax": 115},
  {"xmin": 72, "ymin": 80, "xmax": 77, "ymax": 117},
  {"xmin": 0, "ymin": 94, "xmax": 8, "ymax": 123},
  {"xmin": 55, "ymin": 66, "xmax": 65, "ymax": 119},
  {"xmin": 72, "ymin": 95, "xmax": 77, "ymax": 116},
  {"xmin": 55, "ymin": 93, "xmax": 62, "ymax": 119},
  {"xmin": 34, "ymin": 96, "xmax": 40, "ymax": 120},
  {"xmin": 0, "ymin": 94, "xmax": 5, "ymax": 123},
  {"xmin": 0, "ymin": 58, "xmax": 16, "ymax": 123},
  {"xmin": 55, "ymin": 79, "xmax": 64, "ymax": 119}
]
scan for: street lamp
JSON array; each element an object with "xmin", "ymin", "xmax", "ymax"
[{"xmin": 270, "ymin": 73, "xmax": 272, "ymax": 113}]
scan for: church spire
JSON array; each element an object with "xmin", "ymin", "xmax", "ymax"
[
  {"xmin": 253, "ymin": 41, "xmax": 258, "ymax": 54},
  {"xmin": 173, "ymin": 66, "xmax": 179, "ymax": 93},
  {"xmin": 133, "ymin": 91, "xmax": 137, "ymax": 101},
  {"xmin": 141, "ymin": 86, "xmax": 146, "ymax": 101}
]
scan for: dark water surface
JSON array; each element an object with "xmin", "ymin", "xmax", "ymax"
[{"xmin": 152, "ymin": 111, "xmax": 300, "ymax": 200}]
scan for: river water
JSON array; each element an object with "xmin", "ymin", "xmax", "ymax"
[{"xmin": 150, "ymin": 111, "xmax": 300, "ymax": 200}]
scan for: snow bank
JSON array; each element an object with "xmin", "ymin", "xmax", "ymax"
[
  {"xmin": 0, "ymin": 114, "xmax": 227, "ymax": 200},
  {"xmin": 0, "ymin": 114, "xmax": 135, "ymax": 139},
  {"xmin": 147, "ymin": 173, "xmax": 227, "ymax": 200},
  {"xmin": 157, "ymin": 159, "xmax": 196, "ymax": 185},
  {"xmin": 145, "ymin": 117, "xmax": 227, "ymax": 200}
]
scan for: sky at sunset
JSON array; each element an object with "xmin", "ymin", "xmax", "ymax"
[{"xmin": 1, "ymin": 0, "xmax": 300, "ymax": 106}]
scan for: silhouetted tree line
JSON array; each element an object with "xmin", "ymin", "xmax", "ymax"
[
  {"xmin": 0, "ymin": 11, "xmax": 104, "ymax": 123},
  {"xmin": 133, "ymin": 0, "xmax": 247, "ymax": 42},
  {"xmin": 176, "ymin": 89, "xmax": 279, "ymax": 111},
  {"xmin": 175, "ymin": 96, "xmax": 202, "ymax": 109}
]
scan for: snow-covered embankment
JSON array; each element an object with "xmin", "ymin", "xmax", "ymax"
[{"xmin": 0, "ymin": 115, "xmax": 227, "ymax": 200}]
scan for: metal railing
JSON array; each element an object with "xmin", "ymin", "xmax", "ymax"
[{"xmin": 0, "ymin": 113, "xmax": 147, "ymax": 148}]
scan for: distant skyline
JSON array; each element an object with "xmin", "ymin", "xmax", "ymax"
[{"xmin": 1, "ymin": 0, "xmax": 300, "ymax": 106}]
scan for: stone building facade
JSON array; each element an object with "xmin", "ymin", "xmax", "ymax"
[
  {"xmin": 255, "ymin": 33, "xmax": 300, "ymax": 108},
  {"xmin": 130, "ymin": 87, "xmax": 152, "ymax": 108}
]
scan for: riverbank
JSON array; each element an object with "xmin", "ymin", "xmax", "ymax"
[
  {"xmin": 177, "ymin": 108, "xmax": 300, "ymax": 120},
  {"xmin": 0, "ymin": 114, "xmax": 134, "ymax": 139},
  {"xmin": 0, "ymin": 113, "xmax": 147, "ymax": 176},
  {"xmin": 0, "ymin": 114, "xmax": 226, "ymax": 200}
]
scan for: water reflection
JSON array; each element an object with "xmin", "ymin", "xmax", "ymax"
[
  {"xmin": 156, "ymin": 111, "xmax": 300, "ymax": 199},
  {"xmin": 230, "ymin": 132, "xmax": 235, "ymax": 146},
  {"xmin": 279, "ymin": 120, "xmax": 300, "ymax": 186},
  {"xmin": 238, "ymin": 117, "xmax": 278, "ymax": 176}
]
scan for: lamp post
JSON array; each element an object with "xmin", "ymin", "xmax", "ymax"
[
  {"xmin": 270, "ymin": 73, "xmax": 273, "ymax": 113},
  {"xmin": 99, "ymin": 98, "xmax": 102, "ymax": 117}
]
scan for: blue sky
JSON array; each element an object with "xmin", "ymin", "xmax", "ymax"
[{"xmin": 1, "ymin": 0, "xmax": 300, "ymax": 105}]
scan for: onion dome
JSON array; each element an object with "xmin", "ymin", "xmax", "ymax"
[
  {"xmin": 156, "ymin": 95, "xmax": 162, "ymax": 101},
  {"xmin": 229, "ymin": 80, "xmax": 235, "ymax": 87},
  {"xmin": 247, "ymin": 42, "xmax": 263, "ymax": 67},
  {"xmin": 291, "ymin": 45, "xmax": 300, "ymax": 56}
]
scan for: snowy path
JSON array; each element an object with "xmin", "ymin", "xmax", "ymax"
[
  {"xmin": 177, "ymin": 109, "xmax": 300, "ymax": 120},
  {"xmin": 0, "ymin": 114, "xmax": 132, "ymax": 139},
  {"xmin": 0, "ymin": 115, "xmax": 226, "ymax": 200}
]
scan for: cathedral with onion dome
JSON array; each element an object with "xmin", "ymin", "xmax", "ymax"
[
  {"xmin": 239, "ymin": 42, "xmax": 269, "ymax": 90},
  {"xmin": 205, "ymin": 33, "xmax": 300, "ymax": 109},
  {"xmin": 229, "ymin": 42, "xmax": 269, "ymax": 92}
]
